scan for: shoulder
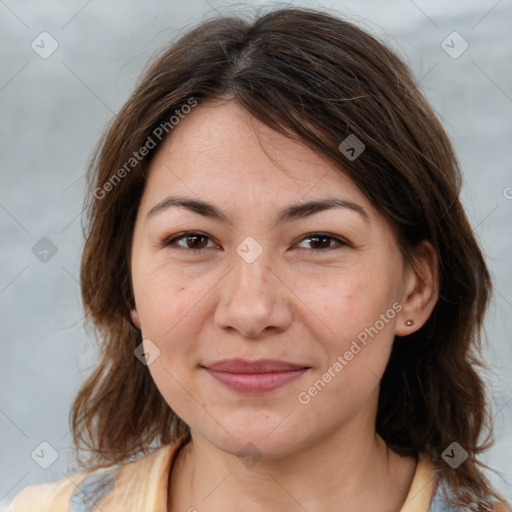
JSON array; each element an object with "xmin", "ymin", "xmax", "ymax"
[
  {"xmin": 8, "ymin": 437, "xmax": 188, "ymax": 512},
  {"xmin": 8, "ymin": 465, "xmax": 118, "ymax": 512},
  {"xmin": 428, "ymin": 478, "xmax": 511, "ymax": 512},
  {"xmin": 405, "ymin": 454, "xmax": 509, "ymax": 512}
]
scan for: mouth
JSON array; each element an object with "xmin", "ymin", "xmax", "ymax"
[{"xmin": 201, "ymin": 359, "xmax": 310, "ymax": 394}]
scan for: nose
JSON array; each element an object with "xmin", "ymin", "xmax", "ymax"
[{"xmin": 213, "ymin": 250, "xmax": 294, "ymax": 339}]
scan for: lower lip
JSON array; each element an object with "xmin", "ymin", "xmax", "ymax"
[{"xmin": 203, "ymin": 368, "xmax": 309, "ymax": 393}]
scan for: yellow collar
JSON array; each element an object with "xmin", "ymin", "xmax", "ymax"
[{"xmin": 400, "ymin": 453, "xmax": 437, "ymax": 512}]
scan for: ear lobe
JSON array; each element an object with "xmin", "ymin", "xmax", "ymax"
[
  {"xmin": 395, "ymin": 240, "xmax": 439, "ymax": 337},
  {"xmin": 130, "ymin": 309, "xmax": 141, "ymax": 330}
]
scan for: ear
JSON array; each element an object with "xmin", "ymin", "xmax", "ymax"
[
  {"xmin": 130, "ymin": 308, "xmax": 142, "ymax": 330},
  {"xmin": 395, "ymin": 240, "xmax": 439, "ymax": 337}
]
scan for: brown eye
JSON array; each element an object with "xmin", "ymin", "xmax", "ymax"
[
  {"xmin": 295, "ymin": 233, "xmax": 348, "ymax": 251},
  {"xmin": 184, "ymin": 234, "xmax": 209, "ymax": 249},
  {"xmin": 163, "ymin": 232, "xmax": 216, "ymax": 251},
  {"xmin": 307, "ymin": 235, "xmax": 332, "ymax": 250}
]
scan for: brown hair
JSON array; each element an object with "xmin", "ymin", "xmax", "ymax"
[{"xmin": 73, "ymin": 7, "xmax": 509, "ymax": 510}]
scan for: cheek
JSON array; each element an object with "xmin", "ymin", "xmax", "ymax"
[
  {"xmin": 294, "ymin": 266, "xmax": 383, "ymax": 336},
  {"xmin": 146, "ymin": 358, "xmax": 205, "ymax": 427},
  {"xmin": 295, "ymin": 266, "xmax": 399, "ymax": 373},
  {"xmin": 132, "ymin": 259, "xmax": 213, "ymax": 338}
]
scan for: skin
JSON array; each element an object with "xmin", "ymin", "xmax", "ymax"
[{"xmin": 130, "ymin": 99, "xmax": 439, "ymax": 512}]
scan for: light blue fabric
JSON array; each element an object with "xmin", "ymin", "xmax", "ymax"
[
  {"xmin": 69, "ymin": 466, "xmax": 118, "ymax": 512},
  {"xmin": 427, "ymin": 479, "xmax": 494, "ymax": 511},
  {"xmin": 428, "ymin": 480, "xmax": 456, "ymax": 511}
]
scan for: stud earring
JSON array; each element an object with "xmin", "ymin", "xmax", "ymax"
[{"xmin": 406, "ymin": 319, "xmax": 414, "ymax": 326}]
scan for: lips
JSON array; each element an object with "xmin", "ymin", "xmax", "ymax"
[
  {"xmin": 201, "ymin": 358, "xmax": 310, "ymax": 393},
  {"xmin": 204, "ymin": 358, "xmax": 308, "ymax": 373}
]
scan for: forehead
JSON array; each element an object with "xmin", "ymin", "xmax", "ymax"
[{"xmin": 140, "ymin": 100, "xmax": 373, "ymax": 217}]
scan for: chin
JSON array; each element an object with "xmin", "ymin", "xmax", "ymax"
[{"xmin": 203, "ymin": 423, "xmax": 307, "ymax": 462}]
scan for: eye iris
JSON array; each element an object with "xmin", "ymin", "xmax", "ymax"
[
  {"xmin": 187, "ymin": 235, "xmax": 208, "ymax": 249},
  {"xmin": 310, "ymin": 235, "xmax": 331, "ymax": 249}
]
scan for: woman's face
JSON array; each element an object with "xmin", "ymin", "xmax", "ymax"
[{"xmin": 130, "ymin": 100, "xmax": 419, "ymax": 460}]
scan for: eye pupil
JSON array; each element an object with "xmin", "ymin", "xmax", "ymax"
[
  {"xmin": 187, "ymin": 235, "xmax": 207, "ymax": 249},
  {"xmin": 310, "ymin": 236, "xmax": 331, "ymax": 249}
]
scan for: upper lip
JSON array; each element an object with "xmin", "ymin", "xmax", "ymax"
[{"xmin": 202, "ymin": 358, "xmax": 309, "ymax": 373}]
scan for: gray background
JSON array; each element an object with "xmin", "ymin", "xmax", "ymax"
[{"xmin": 1, "ymin": 0, "xmax": 511, "ymax": 506}]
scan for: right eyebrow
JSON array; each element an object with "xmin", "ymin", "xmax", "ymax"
[{"xmin": 146, "ymin": 196, "xmax": 231, "ymax": 223}]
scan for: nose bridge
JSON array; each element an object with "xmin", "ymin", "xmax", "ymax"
[
  {"xmin": 229, "ymin": 246, "xmax": 274, "ymax": 304},
  {"xmin": 214, "ymin": 244, "xmax": 292, "ymax": 337}
]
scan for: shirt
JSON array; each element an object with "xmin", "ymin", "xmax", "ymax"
[{"xmin": 8, "ymin": 435, "xmax": 463, "ymax": 512}]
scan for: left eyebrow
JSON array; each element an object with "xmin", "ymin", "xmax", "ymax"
[
  {"xmin": 275, "ymin": 197, "xmax": 370, "ymax": 225},
  {"xmin": 145, "ymin": 195, "xmax": 370, "ymax": 225}
]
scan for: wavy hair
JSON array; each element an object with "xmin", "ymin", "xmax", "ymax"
[{"xmin": 73, "ymin": 7, "xmax": 509, "ymax": 510}]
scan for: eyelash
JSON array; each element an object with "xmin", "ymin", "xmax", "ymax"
[{"xmin": 161, "ymin": 231, "xmax": 349, "ymax": 254}]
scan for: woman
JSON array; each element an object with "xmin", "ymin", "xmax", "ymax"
[{"xmin": 10, "ymin": 7, "xmax": 510, "ymax": 512}]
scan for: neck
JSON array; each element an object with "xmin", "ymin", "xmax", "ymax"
[{"xmin": 168, "ymin": 418, "xmax": 416, "ymax": 512}]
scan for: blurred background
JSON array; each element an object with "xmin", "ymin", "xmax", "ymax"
[{"xmin": 1, "ymin": 0, "xmax": 511, "ymax": 506}]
